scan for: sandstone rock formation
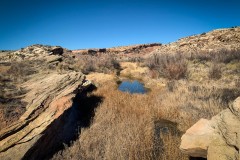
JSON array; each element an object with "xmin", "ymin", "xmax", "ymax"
[
  {"xmin": 0, "ymin": 72, "xmax": 86, "ymax": 159},
  {"xmin": 180, "ymin": 97, "xmax": 240, "ymax": 159},
  {"xmin": 0, "ymin": 44, "xmax": 69, "ymax": 62},
  {"xmin": 0, "ymin": 45, "xmax": 91, "ymax": 160}
]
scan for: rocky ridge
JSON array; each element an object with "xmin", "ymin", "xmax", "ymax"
[
  {"xmin": 72, "ymin": 43, "xmax": 162, "ymax": 61},
  {"xmin": 72, "ymin": 43, "xmax": 161, "ymax": 55},
  {"xmin": 0, "ymin": 46, "xmax": 90, "ymax": 159},
  {"xmin": 154, "ymin": 27, "xmax": 240, "ymax": 55},
  {"xmin": 71, "ymin": 27, "xmax": 240, "ymax": 60}
]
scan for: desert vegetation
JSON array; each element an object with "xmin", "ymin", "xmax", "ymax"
[
  {"xmin": 52, "ymin": 82, "xmax": 188, "ymax": 160},
  {"xmin": 0, "ymin": 60, "xmax": 40, "ymax": 128},
  {"xmin": 51, "ymin": 47, "xmax": 240, "ymax": 159},
  {"xmin": 65, "ymin": 53, "xmax": 120, "ymax": 74},
  {"xmin": 52, "ymin": 77, "xmax": 240, "ymax": 160},
  {"xmin": 145, "ymin": 48, "xmax": 240, "ymax": 81},
  {"xmin": 188, "ymin": 48, "xmax": 240, "ymax": 63},
  {"xmin": 0, "ymin": 27, "xmax": 239, "ymax": 159},
  {"xmin": 208, "ymin": 63, "xmax": 222, "ymax": 79},
  {"xmin": 146, "ymin": 53, "xmax": 188, "ymax": 80}
]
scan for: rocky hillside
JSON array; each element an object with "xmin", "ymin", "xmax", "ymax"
[
  {"xmin": 72, "ymin": 27, "xmax": 240, "ymax": 60},
  {"xmin": 0, "ymin": 45, "xmax": 92, "ymax": 159},
  {"xmin": 73, "ymin": 27, "xmax": 240, "ymax": 57},
  {"xmin": 153, "ymin": 27, "xmax": 240, "ymax": 55}
]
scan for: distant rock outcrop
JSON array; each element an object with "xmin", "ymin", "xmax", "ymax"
[
  {"xmin": 154, "ymin": 27, "xmax": 240, "ymax": 55},
  {"xmin": 0, "ymin": 45, "xmax": 69, "ymax": 62},
  {"xmin": 72, "ymin": 43, "xmax": 162, "ymax": 61},
  {"xmin": 180, "ymin": 97, "xmax": 240, "ymax": 159},
  {"xmin": 72, "ymin": 43, "xmax": 161, "ymax": 55}
]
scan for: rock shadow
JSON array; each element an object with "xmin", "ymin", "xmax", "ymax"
[
  {"xmin": 152, "ymin": 119, "xmax": 207, "ymax": 160},
  {"xmin": 152, "ymin": 119, "xmax": 182, "ymax": 159},
  {"xmin": 22, "ymin": 84, "xmax": 103, "ymax": 160}
]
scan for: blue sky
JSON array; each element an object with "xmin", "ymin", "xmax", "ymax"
[{"xmin": 0, "ymin": 0, "xmax": 240, "ymax": 50}]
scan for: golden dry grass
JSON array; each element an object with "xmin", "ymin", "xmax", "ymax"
[
  {"xmin": 86, "ymin": 72, "xmax": 116, "ymax": 86},
  {"xmin": 52, "ymin": 77, "xmax": 235, "ymax": 160},
  {"xmin": 120, "ymin": 62, "xmax": 149, "ymax": 79},
  {"xmin": 52, "ymin": 49, "xmax": 240, "ymax": 159},
  {"xmin": 72, "ymin": 54, "xmax": 120, "ymax": 74}
]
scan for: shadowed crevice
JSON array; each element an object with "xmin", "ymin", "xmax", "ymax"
[{"xmin": 22, "ymin": 84, "xmax": 103, "ymax": 160}]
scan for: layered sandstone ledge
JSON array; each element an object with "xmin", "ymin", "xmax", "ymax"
[{"xmin": 0, "ymin": 71, "xmax": 88, "ymax": 159}]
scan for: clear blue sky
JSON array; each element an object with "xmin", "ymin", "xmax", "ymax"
[{"xmin": 0, "ymin": 0, "xmax": 240, "ymax": 50}]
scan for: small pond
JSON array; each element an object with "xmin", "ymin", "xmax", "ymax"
[{"xmin": 118, "ymin": 80, "xmax": 147, "ymax": 94}]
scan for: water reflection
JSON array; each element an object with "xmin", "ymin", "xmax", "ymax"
[{"xmin": 118, "ymin": 80, "xmax": 147, "ymax": 94}]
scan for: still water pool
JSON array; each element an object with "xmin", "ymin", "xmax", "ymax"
[{"xmin": 118, "ymin": 80, "xmax": 147, "ymax": 94}]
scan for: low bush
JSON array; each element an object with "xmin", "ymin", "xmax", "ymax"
[
  {"xmin": 74, "ymin": 54, "xmax": 120, "ymax": 74},
  {"xmin": 0, "ymin": 60, "xmax": 40, "ymax": 128},
  {"xmin": 146, "ymin": 53, "xmax": 188, "ymax": 80},
  {"xmin": 146, "ymin": 53, "xmax": 161, "ymax": 70},
  {"xmin": 7, "ymin": 60, "xmax": 41, "ymax": 82},
  {"xmin": 126, "ymin": 57, "xmax": 145, "ymax": 63},
  {"xmin": 208, "ymin": 63, "xmax": 222, "ymax": 80},
  {"xmin": 189, "ymin": 48, "xmax": 240, "ymax": 63}
]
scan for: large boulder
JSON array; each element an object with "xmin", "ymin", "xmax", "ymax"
[
  {"xmin": 180, "ymin": 97, "xmax": 240, "ymax": 159},
  {"xmin": 180, "ymin": 119, "xmax": 215, "ymax": 158}
]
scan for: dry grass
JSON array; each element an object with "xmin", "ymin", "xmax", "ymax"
[
  {"xmin": 7, "ymin": 60, "xmax": 40, "ymax": 82},
  {"xmin": 146, "ymin": 53, "xmax": 188, "ymax": 80},
  {"xmin": 72, "ymin": 54, "xmax": 120, "ymax": 74},
  {"xmin": 208, "ymin": 63, "xmax": 222, "ymax": 79},
  {"xmin": 120, "ymin": 62, "xmax": 149, "ymax": 79},
  {"xmin": 145, "ymin": 48, "xmax": 240, "ymax": 82},
  {"xmin": 0, "ymin": 61, "xmax": 38, "ymax": 129},
  {"xmin": 188, "ymin": 48, "xmax": 240, "ymax": 63},
  {"xmin": 1, "ymin": 47, "xmax": 237, "ymax": 158},
  {"xmin": 0, "ymin": 59, "xmax": 50, "ymax": 129},
  {"xmin": 52, "ymin": 77, "xmax": 236, "ymax": 159}
]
